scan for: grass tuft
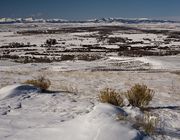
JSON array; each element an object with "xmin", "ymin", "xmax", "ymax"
[
  {"xmin": 25, "ymin": 76, "xmax": 51, "ymax": 92},
  {"xmin": 98, "ymin": 88, "xmax": 124, "ymax": 107},
  {"xmin": 135, "ymin": 112, "xmax": 158, "ymax": 136},
  {"xmin": 126, "ymin": 84, "xmax": 154, "ymax": 108},
  {"xmin": 142, "ymin": 113, "xmax": 158, "ymax": 135}
]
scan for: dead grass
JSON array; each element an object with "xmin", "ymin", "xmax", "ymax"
[
  {"xmin": 117, "ymin": 112, "xmax": 158, "ymax": 136},
  {"xmin": 142, "ymin": 113, "xmax": 158, "ymax": 135},
  {"xmin": 25, "ymin": 76, "xmax": 51, "ymax": 91},
  {"xmin": 59, "ymin": 84, "xmax": 79, "ymax": 94},
  {"xmin": 98, "ymin": 88, "xmax": 124, "ymax": 107},
  {"xmin": 126, "ymin": 84, "xmax": 154, "ymax": 108},
  {"xmin": 134, "ymin": 112, "xmax": 158, "ymax": 136}
]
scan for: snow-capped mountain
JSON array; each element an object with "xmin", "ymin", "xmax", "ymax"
[
  {"xmin": 0, "ymin": 17, "xmax": 179, "ymax": 24},
  {"xmin": 0, "ymin": 18, "xmax": 16, "ymax": 23},
  {"xmin": 0, "ymin": 17, "xmax": 45, "ymax": 23},
  {"xmin": 89, "ymin": 18, "xmax": 178, "ymax": 23}
]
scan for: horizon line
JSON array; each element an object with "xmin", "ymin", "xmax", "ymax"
[{"xmin": 1, "ymin": 16, "xmax": 180, "ymax": 21}]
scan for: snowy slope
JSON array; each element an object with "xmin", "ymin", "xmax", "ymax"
[{"xmin": 0, "ymin": 84, "xmax": 148, "ymax": 140}]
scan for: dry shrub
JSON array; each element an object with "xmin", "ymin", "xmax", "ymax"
[
  {"xmin": 25, "ymin": 76, "xmax": 51, "ymax": 91},
  {"xmin": 46, "ymin": 39, "xmax": 57, "ymax": 46},
  {"xmin": 117, "ymin": 112, "xmax": 159, "ymax": 136},
  {"xmin": 143, "ymin": 113, "xmax": 158, "ymax": 135},
  {"xmin": 98, "ymin": 88, "xmax": 124, "ymax": 107},
  {"xmin": 135, "ymin": 112, "xmax": 158, "ymax": 136},
  {"xmin": 126, "ymin": 84, "xmax": 154, "ymax": 108}
]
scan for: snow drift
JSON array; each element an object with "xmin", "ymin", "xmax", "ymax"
[
  {"xmin": 10, "ymin": 104, "xmax": 144, "ymax": 140},
  {"xmin": 0, "ymin": 84, "xmax": 40, "ymax": 100},
  {"xmin": 0, "ymin": 84, "xmax": 148, "ymax": 140}
]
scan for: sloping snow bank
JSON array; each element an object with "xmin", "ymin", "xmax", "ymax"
[
  {"xmin": 0, "ymin": 84, "xmax": 40, "ymax": 100},
  {"xmin": 11, "ymin": 104, "xmax": 144, "ymax": 140},
  {"xmin": 0, "ymin": 85, "xmax": 149, "ymax": 140}
]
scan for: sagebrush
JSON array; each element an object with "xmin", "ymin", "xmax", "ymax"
[
  {"xmin": 143, "ymin": 113, "xmax": 158, "ymax": 135},
  {"xmin": 25, "ymin": 76, "xmax": 51, "ymax": 91},
  {"xmin": 117, "ymin": 112, "xmax": 158, "ymax": 136},
  {"xmin": 135, "ymin": 112, "xmax": 158, "ymax": 136},
  {"xmin": 126, "ymin": 84, "xmax": 154, "ymax": 108},
  {"xmin": 99, "ymin": 88, "xmax": 124, "ymax": 106}
]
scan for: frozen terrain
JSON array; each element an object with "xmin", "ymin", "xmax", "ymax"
[
  {"xmin": 0, "ymin": 22, "xmax": 180, "ymax": 140},
  {"xmin": 0, "ymin": 84, "xmax": 143, "ymax": 140}
]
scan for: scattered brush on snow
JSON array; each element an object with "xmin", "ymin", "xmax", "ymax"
[
  {"xmin": 61, "ymin": 55, "xmax": 75, "ymax": 61},
  {"xmin": 134, "ymin": 112, "xmax": 158, "ymax": 136},
  {"xmin": 45, "ymin": 38, "xmax": 58, "ymax": 46},
  {"xmin": 142, "ymin": 113, "xmax": 158, "ymax": 136},
  {"xmin": 98, "ymin": 85, "xmax": 157, "ymax": 137},
  {"xmin": 98, "ymin": 88, "xmax": 124, "ymax": 107},
  {"xmin": 126, "ymin": 84, "xmax": 154, "ymax": 108},
  {"xmin": 117, "ymin": 112, "xmax": 159, "ymax": 136},
  {"xmin": 25, "ymin": 76, "xmax": 51, "ymax": 92}
]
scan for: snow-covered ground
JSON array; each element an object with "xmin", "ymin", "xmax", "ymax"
[
  {"xmin": 0, "ymin": 23, "xmax": 180, "ymax": 140},
  {"xmin": 0, "ymin": 84, "xmax": 144, "ymax": 140},
  {"xmin": 0, "ymin": 58, "xmax": 180, "ymax": 140}
]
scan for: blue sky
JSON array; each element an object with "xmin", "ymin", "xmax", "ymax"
[{"xmin": 1, "ymin": 0, "xmax": 180, "ymax": 20}]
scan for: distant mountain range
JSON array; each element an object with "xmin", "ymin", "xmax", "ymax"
[{"xmin": 0, "ymin": 17, "xmax": 179, "ymax": 24}]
